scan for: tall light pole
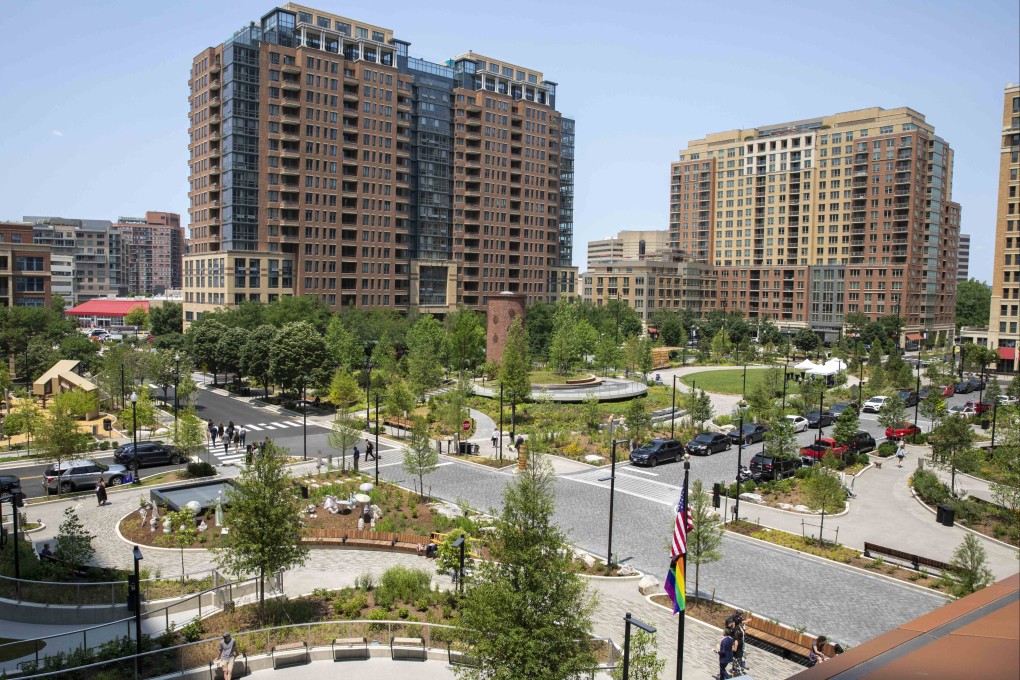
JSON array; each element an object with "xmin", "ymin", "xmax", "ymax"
[
  {"xmin": 913, "ymin": 361, "xmax": 921, "ymax": 431},
  {"xmin": 599, "ymin": 436, "xmax": 629, "ymax": 569},
  {"xmin": 742, "ymin": 363, "xmax": 748, "ymax": 400},
  {"xmin": 374, "ymin": 393, "xmax": 380, "ymax": 486},
  {"xmin": 301, "ymin": 375, "xmax": 308, "ymax": 461},
  {"xmin": 623, "ymin": 612, "xmax": 657, "ymax": 680},
  {"xmin": 132, "ymin": 546, "xmax": 143, "ymax": 677},
  {"xmin": 781, "ymin": 356, "xmax": 789, "ymax": 411},
  {"xmin": 172, "ymin": 352, "xmax": 181, "ymax": 443},
  {"xmin": 670, "ymin": 376, "xmax": 677, "ymax": 440},
  {"xmin": 734, "ymin": 415, "xmax": 744, "ymax": 522},
  {"xmin": 363, "ymin": 356, "xmax": 372, "ymax": 432},
  {"xmin": 675, "ymin": 456, "xmax": 691, "ymax": 680},
  {"xmin": 130, "ymin": 392, "xmax": 140, "ymax": 484},
  {"xmin": 498, "ymin": 384, "xmax": 504, "ymax": 463}
]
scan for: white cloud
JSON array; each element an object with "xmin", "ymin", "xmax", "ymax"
[{"xmin": 51, "ymin": 130, "xmax": 63, "ymax": 137}]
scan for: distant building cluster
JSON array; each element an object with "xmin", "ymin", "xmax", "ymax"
[{"xmin": 0, "ymin": 211, "xmax": 184, "ymax": 307}]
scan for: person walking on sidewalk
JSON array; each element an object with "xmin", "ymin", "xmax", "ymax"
[
  {"xmin": 95, "ymin": 479, "xmax": 108, "ymax": 507},
  {"xmin": 365, "ymin": 438, "xmax": 374, "ymax": 461},
  {"xmin": 217, "ymin": 423, "xmax": 225, "ymax": 443},
  {"xmin": 896, "ymin": 439, "xmax": 906, "ymax": 467},
  {"xmin": 209, "ymin": 420, "xmax": 218, "ymax": 445},
  {"xmin": 239, "ymin": 426, "xmax": 247, "ymax": 447},
  {"xmin": 717, "ymin": 629, "xmax": 735, "ymax": 679},
  {"xmin": 353, "ymin": 444, "xmax": 360, "ymax": 472},
  {"xmin": 491, "ymin": 431, "xmax": 498, "ymax": 448},
  {"xmin": 223, "ymin": 436, "xmax": 229, "ymax": 458}
]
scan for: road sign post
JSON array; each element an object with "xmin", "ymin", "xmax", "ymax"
[{"xmin": 462, "ymin": 420, "xmax": 471, "ymax": 432}]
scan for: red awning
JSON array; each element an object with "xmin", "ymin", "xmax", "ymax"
[
  {"xmin": 999, "ymin": 347, "xmax": 1016, "ymax": 361},
  {"xmin": 66, "ymin": 299, "xmax": 150, "ymax": 317},
  {"xmin": 905, "ymin": 333, "xmax": 922, "ymax": 341}
]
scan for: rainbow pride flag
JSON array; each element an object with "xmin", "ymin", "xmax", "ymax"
[{"xmin": 663, "ymin": 556, "xmax": 686, "ymax": 613}]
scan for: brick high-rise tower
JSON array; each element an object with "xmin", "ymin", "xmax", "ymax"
[{"xmin": 184, "ymin": 4, "xmax": 576, "ymax": 325}]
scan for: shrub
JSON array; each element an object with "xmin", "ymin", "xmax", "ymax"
[
  {"xmin": 949, "ymin": 498, "xmax": 983, "ymax": 523},
  {"xmin": 905, "ymin": 433, "xmax": 929, "ymax": 445},
  {"xmin": 398, "ymin": 607, "xmax": 411, "ymax": 619},
  {"xmin": 713, "ymin": 415, "xmax": 733, "ymax": 427},
  {"xmin": 910, "ymin": 469, "xmax": 951, "ymax": 506},
  {"xmin": 795, "ymin": 466, "xmax": 816, "ymax": 480},
  {"xmin": 334, "ymin": 592, "xmax": 368, "ymax": 619},
  {"xmin": 354, "ymin": 572, "xmax": 375, "ymax": 591},
  {"xmin": 180, "ymin": 617, "xmax": 203, "ymax": 643},
  {"xmin": 877, "ymin": 442, "xmax": 897, "ymax": 458},
  {"xmin": 379, "ymin": 565, "xmax": 432, "ymax": 604},
  {"xmin": 185, "ymin": 461, "xmax": 216, "ymax": 478},
  {"xmin": 99, "ymin": 441, "xmax": 111, "ymax": 450}
]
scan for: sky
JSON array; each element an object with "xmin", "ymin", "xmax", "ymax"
[{"xmin": 0, "ymin": 0, "xmax": 1016, "ymax": 285}]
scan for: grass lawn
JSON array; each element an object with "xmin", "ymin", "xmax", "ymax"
[{"xmin": 679, "ymin": 368, "xmax": 774, "ymax": 395}]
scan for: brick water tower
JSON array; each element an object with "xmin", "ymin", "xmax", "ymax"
[{"xmin": 486, "ymin": 292, "xmax": 527, "ymax": 364}]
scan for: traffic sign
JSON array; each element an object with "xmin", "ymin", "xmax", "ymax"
[{"xmin": 462, "ymin": 420, "xmax": 471, "ymax": 432}]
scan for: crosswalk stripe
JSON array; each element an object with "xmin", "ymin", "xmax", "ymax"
[{"xmin": 246, "ymin": 424, "xmax": 264, "ymax": 431}]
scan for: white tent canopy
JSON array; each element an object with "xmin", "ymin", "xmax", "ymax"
[
  {"xmin": 794, "ymin": 359, "xmax": 820, "ymax": 371},
  {"xmin": 806, "ymin": 358, "xmax": 848, "ymax": 377}
]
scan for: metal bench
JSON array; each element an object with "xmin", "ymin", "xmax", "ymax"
[
  {"xmin": 390, "ymin": 636, "xmax": 426, "ymax": 661},
  {"xmin": 332, "ymin": 637, "xmax": 369, "ymax": 661},
  {"xmin": 270, "ymin": 641, "xmax": 309, "ymax": 669}
]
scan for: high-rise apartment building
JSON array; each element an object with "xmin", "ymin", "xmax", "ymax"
[
  {"xmin": 586, "ymin": 230, "xmax": 671, "ymax": 268},
  {"xmin": 184, "ymin": 4, "xmax": 575, "ymax": 324},
  {"xmin": 115, "ymin": 211, "xmax": 185, "ymax": 295},
  {"xmin": 964, "ymin": 85, "xmax": 1020, "ymax": 372},
  {"xmin": 669, "ymin": 107, "xmax": 960, "ymax": 343},
  {"xmin": 0, "ymin": 222, "xmax": 52, "ymax": 307},
  {"xmin": 957, "ymin": 233, "xmax": 970, "ymax": 282},
  {"xmin": 27, "ymin": 216, "xmax": 123, "ymax": 302}
]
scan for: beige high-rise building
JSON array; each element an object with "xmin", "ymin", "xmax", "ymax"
[
  {"xmin": 184, "ymin": 4, "xmax": 575, "ymax": 325},
  {"xmin": 964, "ymin": 85, "xmax": 1020, "ymax": 371},
  {"xmin": 670, "ymin": 107, "xmax": 960, "ymax": 343},
  {"xmin": 586, "ymin": 229, "xmax": 671, "ymax": 268},
  {"xmin": 581, "ymin": 255, "xmax": 715, "ymax": 325},
  {"xmin": 115, "ymin": 212, "xmax": 185, "ymax": 295}
]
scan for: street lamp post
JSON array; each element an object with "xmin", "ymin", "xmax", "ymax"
[
  {"xmin": 991, "ymin": 398, "xmax": 999, "ymax": 451},
  {"xmin": 913, "ymin": 361, "xmax": 921, "ymax": 431},
  {"xmin": 734, "ymin": 415, "xmax": 744, "ymax": 522},
  {"xmin": 599, "ymin": 437, "xmax": 629, "ymax": 569},
  {"xmin": 781, "ymin": 357, "xmax": 789, "ymax": 411},
  {"xmin": 173, "ymin": 352, "xmax": 181, "ymax": 443},
  {"xmin": 374, "ymin": 393, "xmax": 380, "ymax": 486},
  {"xmin": 364, "ymin": 357, "xmax": 372, "ymax": 432},
  {"xmin": 854, "ymin": 339, "xmax": 863, "ymax": 408},
  {"xmin": 130, "ymin": 392, "xmax": 140, "ymax": 484},
  {"xmin": 453, "ymin": 535, "xmax": 466, "ymax": 595},
  {"xmin": 301, "ymin": 376, "xmax": 308, "ymax": 461},
  {"xmin": 742, "ymin": 363, "xmax": 747, "ymax": 400},
  {"xmin": 498, "ymin": 384, "xmax": 504, "ymax": 463},
  {"xmin": 622, "ymin": 612, "xmax": 657, "ymax": 680},
  {"xmin": 817, "ymin": 391, "xmax": 825, "ymax": 444},
  {"xmin": 132, "ymin": 546, "xmax": 143, "ymax": 677},
  {"xmin": 671, "ymin": 376, "xmax": 677, "ymax": 440}
]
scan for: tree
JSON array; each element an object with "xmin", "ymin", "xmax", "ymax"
[
  {"xmin": 456, "ymin": 453, "xmax": 597, "ymax": 680},
  {"xmin": 185, "ymin": 319, "xmax": 226, "ymax": 384},
  {"xmin": 801, "ymin": 468, "xmax": 844, "ymax": 545},
  {"xmin": 215, "ymin": 327, "xmax": 248, "ymax": 385},
  {"xmin": 25, "ymin": 336, "xmax": 60, "ymax": 382},
  {"xmin": 710, "ymin": 329, "xmax": 733, "ymax": 362},
  {"xmin": 877, "ymin": 394, "xmax": 908, "ymax": 432},
  {"xmin": 687, "ymin": 479, "xmax": 723, "ymax": 606},
  {"xmin": 929, "ymin": 415, "xmax": 976, "ymax": 496},
  {"xmin": 173, "ymin": 407, "xmax": 207, "ymax": 461},
  {"xmin": 581, "ymin": 393, "xmax": 601, "ymax": 432},
  {"xmin": 53, "ymin": 507, "xmax": 95, "ymax": 572},
  {"xmin": 500, "ymin": 319, "xmax": 531, "ymax": 425},
  {"xmin": 610, "ymin": 629, "xmax": 665, "ymax": 680},
  {"xmin": 884, "ymin": 350, "xmax": 913, "ymax": 389},
  {"xmin": 150, "ymin": 350, "xmax": 196, "ymax": 407},
  {"xmin": 919, "ymin": 390, "xmax": 948, "ymax": 432},
  {"xmin": 593, "ymin": 333, "xmax": 621, "ymax": 376},
  {"xmin": 954, "ymin": 279, "xmax": 991, "ymax": 328},
  {"xmin": 445, "ymin": 309, "xmax": 486, "ymax": 374},
  {"xmin": 269, "ymin": 321, "xmax": 328, "ymax": 394},
  {"xmin": 637, "ymin": 336, "xmax": 654, "ymax": 377},
  {"xmin": 324, "ymin": 316, "xmax": 362, "ymax": 371},
  {"xmin": 117, "ymin": 389, "xmax": 158, "ymax": 436},
  {"xmin": 213, "ymin": 441, "xmax": 308, "ymax": 615},
  {"xmin": 149, "ymin": 302, "xmax": 183, "ymax": 337},
  {"xmin": 652, "ymin": 311, "xmax": 686, "ymax": 348},
  {"xmin": 0, "ymin": 364, "xmax": 10, "ymax": 413},
  {"xmin": 52, "ymin": 388, "xmax": 99, "ymax": 420},
  {"xmin": 685, "ymin": 389, "xmax": 714, "ymax": 431},
  {"xmin": 763, "ymin": 416, "xmax": 798, "ymax": 462},
  {"xmin": 989, "ymin": 418, "xmax": 1020, "ymax": 518},
  {"xmin": 36, "ymin": 400, "xmax": 92, "ymax": 492},
  {"xmin": 240, "ymin": 325, "xmax": 278, "ymax": 399},
  {"xmin": 548, "ymin": 322, "xmax": 580, "ymax": 375},
  {"xmin": 159, "ymin": 508, "xmax": 198, "ymax": 582},
  {"xmin": 866, "ymin": 344, "xmax": 886, "ymax": 394},
  {"xmin": 939, "ymin": 534, "xmax": 995, "ymax": 597},
  {"xmin": 58, "ymin": 332, "xmax": 102, "ymax": 375},
  {"xmin": 370, "ymin": 334, "xmax": 400, "ymax": 387},
  {"xmin": 746, "ymin": 367, "xmax": 782, "ymax": 421},
  {"xmin": 831, "ymin": 407, "xmax": 861, "ymax": 447},
  {"xmin": 624, "ymin": 397, "xmax": 652, "ymax": 446},
  {"xmin": 793, "ymin": 328, "xmax": 820, "ymax": 354},
  {"xmin": 406, "ymin": 315, "xmax": 447, "ymax": 398},
  {"xmin": 327, "ymin": 408, "xmax": 362, "ymax": 471},
  {"xmin": 327, "ymin": 369, "xmax": 361, "ymax": 409},
  {"xmin": 403, "ymin": 418, "xmax": 440, "ymax": 499},
  {"xmin": 2, "ymin": 394, "xmax": 43, "ymax": 455},
  {"xmin": 124, "ymin": 306, "xmax": 149, "ymax": 330}
]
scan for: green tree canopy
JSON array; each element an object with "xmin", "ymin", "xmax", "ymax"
[
  {"xmin": 687, "ymin": 478, "xmax": 723, "ymax": 606},
  {"xmin": 324, "ymin": 316, "xmax": 362, "ymax": 371},
  {"xmin": 215, "ymin": 327, "xmax": 249, "ymax": 383},
  {"xmin": 37, "ymin": 399, "xmax": 93, "ymax": 490},
  {"xmin": 124, "ymin": 306, "xmax": 149, "ymax": 329},
  {"xmin": 269, "ymin": 321, "xmax": 328, "ymax": 393},
  {"xmin": 793, "ymin": 328, "xmax": 820, "ymax": 354},
  {"xmin": 240, "ymin": 325, "xmax": 278, "ymax": 397},
  {"xmin": 185, "ymin": 319, "xmax": 226, "ymax": 381},
  {"xmin": 500, "ymin": 319, "xmax": 531, "ymax": 412},
  {"xmin": 929, "ymin": 415, "xmax": 977, "ymax": 496},
  {"xmin": 955, "ymin": 279, "xmax": 991, "ymax": 328},
  {"xmin": 764, "ymin": 416, "xmax": 798, "ymax": 461},
  {"xmin": 831, "ymin": 405, "xmax": 861, "ymax": 447},
  {"xmin": 445, "ymin": 309, "xmax": 486, "ymax": 373},
  {"xmin": 403, "ymin": 417, "xmax": 440, "ymax": 499},
  {"xmin": 406, "ymin": 315, "xmax": 447, "ymax": 397},
  {"xmin": 149, "ymin": 302, "xmax": 183, "ymax": 337}
]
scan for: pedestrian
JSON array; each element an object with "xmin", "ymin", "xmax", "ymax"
[
  {"xmin": 39, "ymin": 543, "xmax": 54, "ymax": 562},
  {"xmin": 209, "ymin": 420, "xmax": 218, "ymax": 445},
  {"xmin": 214, "ymin": 632, "xmax": 237, "ymax": 680},
  {"xmin": 226, "ymin": 422, "xmax": 235, "ymax": 443},
  {"xmin": 245, "ymin": 444, "xmax": 253, "ymax": 467},
  {"xmin": 223, "ymin": 437, "xmax": 229, "ymax": 457},
  {"xmin": 353, "ymin": 444, "xmax": 360, "ymax": 472},
  {"xmin": 491, "ymin": 431, "xmax": 498, "ymax": 448},
  {"xmin": 239, "ymin": 426, "xmax": 247, "ymax": 447},
  {"xmin": 233, "ymin": 430, "xmax": 240, "ymax": 452},
  {"xmin": 717, "ymin": 629, "xmax": 735, "ymax": 679},
  {"xmin": 896, "ymin": 439, "xmax": 906, "ymax": 467},
  {"xmin": 217, "ymin": 423, "xmax": 225, "ymax": 441},
  {"xmin": 515, "ymin": 434, "xmax": 524, "ymax": 451},
  {"xmin": 365, "ymin": 438, "xmax": 374, "ymax": 461},
  {"xmin": 95, "ymin": 479, "xmax": 108, "ymax": 507}
]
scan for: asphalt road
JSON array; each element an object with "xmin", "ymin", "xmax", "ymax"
[{"xmin": 7, "ymin": 456, "xmax": 185, "ymax": 500}]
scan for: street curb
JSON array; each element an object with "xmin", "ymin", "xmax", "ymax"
[
  {"xmin": 722, "ymin": 527, "xmax": 952, "ymax": 600},
  {"xmin": 907, "ymin": 487, "xmax": 1018, "ymax": 551},
  {"xmin": 23, "ymin": 473, "xmax": 228, "ymax": 507},
  {"xmin": 437, "ymin": 453, "xmax": 518, "ymax": 474},
  {"xmin": 114, "ymin": 508, "xmax": 215, "ymax": 553}
]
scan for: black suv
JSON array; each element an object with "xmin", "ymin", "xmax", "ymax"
[
  {"xmin": 749, "ymin": 454, "xmax": 800, "ymax": 481},
  {"xmin": 966, "ymin": 377, "xmax": 986, "ymax": 391},
  {"xmin": 830, "ymin": 402, "xmax": 858, "ymax": 417},
  {"xmin": 846, "ymin": 431, "xmax": 877, "ymax": 454},
  {"xmin": 0, "ymin": 475, "xmax": 22, "ymax": 496},
  {"xmin": 629, "ymin": 439, "xmax": 685, "ymax": 467},
  {"xmin": 805, "ymin": 410, "xmax": 834, "ymax": 428},
  {"xmin": 113, "ymin": 442, "xmax": 185, "ymax": 468},
  {"xmin": 727, "ymin": 423, "xmax": 768, "ymax": 445},
  {"xmin": 897, "ymin": 390, "xmax": 919, "ymax": 407},
  {"xmin": 953, "ymin": 381, "xmax": 974, "ymax": 394},
  {"xmin": 686, "ymin": 433, "xmax": 731, "ymax": 456}
]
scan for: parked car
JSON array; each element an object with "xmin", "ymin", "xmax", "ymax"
[
  {"xmin": 917, "ymin": 387, "xmax": 932, "ymax": 400},
  {"xmin": 897, "ymin": 390, "xmax": 919, "ymax": 407},
  {"xmin": 749, "ymin": 454, "xmax": 800, "ymax": 481},
  {"xmin": 629, "ymin": 439, "xmax": 685, "ymax": 467},
  {"xmin": 846, "ymin": 431, "xmax": 877, "ymax": 454},
  {"xmin": 885, "ymin": 423, "xmax": 922, "ymax": 440},
  {"xmin": 964, "ymin": 400, "xmax": 992, "ymax": 415},
  {"xmin": 43, "ymin": 460, "xmax": 128, "ymax": 494},
  {"xmin": 830, "ymin": 402, "xmax": 858, "ymax": 417},
  {"xmin": 953, "ymin": 381, "xmax": 974, "ymax": 395},
  {"xmin": 0, "ymin": 474, "xmax": 22, "ymax": 496},
  {"xmin": 804, "ymin": 410, "xmax": 834, "ymax": 428},
  {"xmin": 686, "ymin": 433, "xmax": 731, "ymax": 456},
  {"xmin": 799, "ymin": 438, "xmax": 849, "ymax": 465},
  {"xmin": 785, "ymin": 415, "xmax": 809, "ymax": 432},
  {"xmin": 948, "ymin": 405, "xmax": 976, "ymax": 418},
  {"xmin": 727, "ymin": 423, "xmax": 769, "ymax": 445},
  {"xmin": 966, "ymin": 377, "xmax": 986, "ymax": 391},
  {"xmin": 938, "ymin": 385, "xmax": 955, "ymax": 398},
  {"xmin": 862, "ymin": 396, "xmax": 888, "ymax": 413},
  {"xmin": 998, "ymin": 395, "xmax": 1019, "ymax": 406},
  {"xmin": 113, "ymin": 441, "xmax": 186, "ymax": 468}
]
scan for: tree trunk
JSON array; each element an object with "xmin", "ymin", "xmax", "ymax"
[
  {"xmin": 951, "ymin": 465, "xmax": 957, "ymax": 497},
  {"xmin": 694, "ymin": 562, "xmax": 701, "ymax": 606},
  {"xmin": 259, "ymin": 565, "xmax": 265, "ymax": 617},
  {"xmin": 819, "ymin": 509, "xmax": 825, "ymax": 546}
]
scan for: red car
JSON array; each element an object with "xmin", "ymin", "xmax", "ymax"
[
  {"xmin": 886, "ymin": 423, "xmax": 922, "ymax": 439},
  {"xmin": 937, "ymin": 385, "xmax": 955, "ymax": 398},
  {"xmin": 965, "ymin": 400, "xmax": 992, "ymax": 415}
]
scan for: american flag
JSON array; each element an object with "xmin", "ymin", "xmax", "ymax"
[{"xmin": 670, "ymin": 484, "xmax": 694, "ymax": 558}]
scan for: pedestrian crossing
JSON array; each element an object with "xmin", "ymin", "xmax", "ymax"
[{"xmin": 203, "ymin": 420, "xmax": 303, "ymax": 465}]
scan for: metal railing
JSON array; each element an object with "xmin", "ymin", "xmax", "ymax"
[
  {"xmin": 10, "ymin": 619, "xmax": 618, "ymax": 680},
  {"xmin": 0, "ymin": 568, "xmax": 221, "ymax": 607},
  {"xmin": 0, "ymin": 571, "xmax": 280, "ymax": 671}
]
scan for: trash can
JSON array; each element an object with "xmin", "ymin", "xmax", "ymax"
[
  {"xmin": 940, "ymin": 505, "xmax": 955, "ymax": 527},
  {"xmin": 980, "ymin": 419, "xmax": 990, "ymax": 430},
  {"xmin": 936, "ymin": 504, "xmax": 946, "ymax": 524}
]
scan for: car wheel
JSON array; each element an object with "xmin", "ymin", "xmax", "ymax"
[
  {"xmin": 170, "ymin": 454, "xmax": 184, "ymax": 465},
  {"xmin": 675, "ymin": 452, "xmax": 684, "ymax": 463},
  {"xmin": 108, "ymin": 476, "xmax": 123, "ymax": 486},
  {"xmin": 649, "ymin": 457, "xmax": 658, "ymax": 468},
  {"xmin": 60, "ymin": 482, "xmax": 73, "ymax": 494},
  {"xmin": 726, "ymin": 442, "xmax": 732, "ymax": 451},
  {"xmin": 745, "ymin": 436, "xmax": 753, "ymax": 445}
]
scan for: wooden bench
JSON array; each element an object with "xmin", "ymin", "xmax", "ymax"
[
  {"xmin": 744, "ymin": 616, "xmax": 838, "ymax": 662},
  {"xmin": 208, "ymin": 653, "xmax": 247, "ymax": 679},
  {"xmin": 303, "ymin": 528, "xmax": 426, "ymax": 553},
  {"xmin": 863, "ymin": 542, "xmax": 959, "ymax": 574},
  {"xmin": 390, "ymin": 636, "xmax": 426, "ymax": 661},
  {"xmin": 332, "ymin": 637, "xmax": 369, "ymax": 661},
  {"xmin": 384, "ymin": 417, "xmax": 414, "ymax": 430},
  {"xmin": 271, "ymin": 642, "xmax": 308, "ymax": 669}
]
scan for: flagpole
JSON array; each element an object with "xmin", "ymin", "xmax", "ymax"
[{"xmin": 676, "ymin": 457, "xmax": 690, "ymax": 680}]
